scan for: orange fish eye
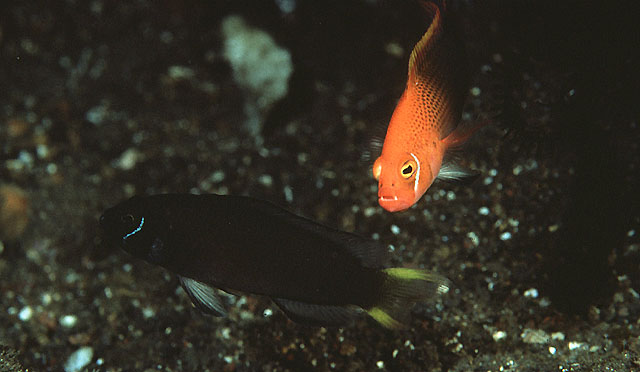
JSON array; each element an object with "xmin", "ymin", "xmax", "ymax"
[
  {"xmin": 400, "ymin": 159, "xmax": 417, "ymax": 179},
  {"xmin": 372, "ymin": 158, "xmax": 382, "ymax": 181}
]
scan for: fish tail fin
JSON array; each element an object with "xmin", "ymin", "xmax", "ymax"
[{"xmin": 366, "ymin": 268, "xmax": 450, "ymax": 329}]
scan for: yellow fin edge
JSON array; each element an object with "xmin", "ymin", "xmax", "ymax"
[{"xmin": 366, "ymin": 307, "xmax": 403, "ymax": 329}]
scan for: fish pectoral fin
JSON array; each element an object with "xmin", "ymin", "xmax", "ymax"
[
  {"xmin": 436, "ymin": 162, "xmax": 479, "ymax": 184},
  {"xmin": 179, "ymin": 276, "xmax": 227, "ymax": 317},
  {"xmin": 272, "ymin": 298, "xmax": 359, "ymax": 327}
]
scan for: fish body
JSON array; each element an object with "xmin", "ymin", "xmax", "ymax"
[
  {"xmin": 373, "ymin": 1, "xmax": 479, "ymax": 212},
  {"xmin": 100, "ymin": 193, "xmax": 449, "ymax": 328}
]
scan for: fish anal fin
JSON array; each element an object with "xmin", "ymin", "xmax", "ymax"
[
  {"xmin": 179, "ymin": 276, "xmax": 227, "ymax": 317},
  {"xmin": 272, "ymin": 298, "xmax": 359, "ymax": 327}
]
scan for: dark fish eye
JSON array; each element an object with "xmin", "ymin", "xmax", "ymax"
[
  {"xmin": 121, "ymin": 214, "xmax": 135, "ymax": 224},
  {"xmin": 402, "ymin": 165, "xmax": 412, "ymax": 174}
]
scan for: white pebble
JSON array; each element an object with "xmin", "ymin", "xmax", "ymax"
[
  {"xmin": 114, "ymin": 148, "xmax": 143, "ymax": 171},
  {"xmin": 390, "ymin": 225, "xmax": 401, "ymax": 235},
  {"xmin": 209, "ymin": 170, "xmax": 225, "ymax": 183},
  {"xmin": 551, "ymin": 332, "xmax": 565, "ymax": 341},
  {"xmin": 478, "ymin": 207, "xmax": 490, "ymax": 216},
  {"xmin": 376, "ymin": 361, "xmax": 385, "ymax": 369},
  {"xmin": 283, "ymin": 185, "xmax": 293, "ymax": 203},
  {"xmin": 513, "ymin": 165, "xmax": 523, "ymax": 175},
  {"xmin": 549, "ymin": 346, "xmax": 556, "ymax": 355},
  {"xmin": 60, "ymin": 314, "xmax": 78, "ymax": 328},
  {"xmin": 258, "ymin": 174, "xmax": 273, "ymax": 187},
  {"xmin": 18, "ymin": 306, "xmax": 33, "ymax": 321},
  {"xmin": 263, "ymin": 308, "xmax": 273, "ymax": 317},
  {"xmin": 167, "ymin": 65, "xmax": 195, "ymax": 80},
  {"xmin": 64, "ymin": 346, "xmax": 93, "ymax": 372},
  {"xmin": 492, "ymin": 330, "xmax": 507, "ymax": 342},
  {"xmin": 466, "ymin": 232, "xmax": 480, "ymax": 247},
  {"xmin": 142, "ymin": 307, "xmax": 155, "ymax": 319},
  {"xmin": 568, "ymin": 341, "xmax": 584, "ymax": 350},
  {"xmin": 500, "ymin": 232, "xmax": 512, "ymax": 241},
  {"xmin": 470, "ymin": 87, "xmax": 481, "ymax": 96},
  {"xmin": 521, "ymin": 328, "xmax": 549, "ymax": 344},
  {"xmin": 523, "ymin": 288, "xmax": 539, "ymax": 298}
]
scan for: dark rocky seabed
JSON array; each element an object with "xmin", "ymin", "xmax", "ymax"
[{"xmin": 1, "ymin": 0, "xmax": 639, "ymax": 371}]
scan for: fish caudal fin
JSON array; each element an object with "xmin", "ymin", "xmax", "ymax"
[{"xmin": 366, "ymin": 268, "xmax": 450, "ymax": 329}]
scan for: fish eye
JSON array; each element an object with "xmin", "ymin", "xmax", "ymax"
[
  {"xmin": 121, "ymin": 214, "xmax": 135, "ymax": 225},
  {"xmin": 400, "ymin": 160, "xmax": 417, "ymax": 179}
]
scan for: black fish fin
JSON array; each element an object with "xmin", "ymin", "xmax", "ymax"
[
  {"xmin": 366, "ymin": 268, "xmax": 451, "ymax": 329},
  {"xmin": 251, "ymin": 197, "xmax": 388, "ymax": 269},
  {"xmin": 272, "ymin": 298, "xmax": 359, "ymax": 327},
  {"xmin": 179, "ymin": 276, "xmax": 227, "ymax": 317},
  {"xmin": 436, "ymin": 162, "xmax": 479, "ymax": 184},
  {"xmin": 336, "ymin": 234, "xmax": 388, "ymax": 269}
]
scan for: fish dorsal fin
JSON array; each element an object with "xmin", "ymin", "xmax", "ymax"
[
  {"xmin": 272, "ymin": 298, "xmax": 359, "ymax": 327},
  {"xmin": 407, "ymin": 1, "xmax": 444, "ymax": 86},
  {"xmin": 249, "ymin": 197, "xmax": 388, "ymax": 269},
  {"xmin": 179, "ymin": 276, "xmax": 227, "ymax": 317},
  {"xmin": 333, "ymin": 233, "xmax": 388, "ymax": 269},
  {"xmin": 406, "ymin": 1, "xmax": 468, "ymax": 140}
]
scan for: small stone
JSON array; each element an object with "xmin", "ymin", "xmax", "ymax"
[
  {"xmin": 114, "ymin": 148, "xmax": 143, "ymax": 171},
  {"xmin": 551, "ymin": 332, "xmax": 565, "ymax": 341},
  {"xmin": 64, "ymin": 346, "xmax": 93, "ymax": 372},
  {"xmin": 492, "ymin": 330, "xmax": 507, "ymax": 342},
  {"xmin": 478, "ymin": 207, "xmax": 490, "ymax": 216},
  {"xmin": 385, "ymin": 42, "xmax": 404, "ymax": 57},
  {"xmin": 390, "ymin": 225, "xmax": 400, "ymax": 235},
  {"xmin": 18, "ymin": 306, "xmax": 33, "ymax": 321},
  {"xmin": 60, "ymin": 315, "xmax": 78, "ymax": 328},
  {"xmin": 258, "ymin": 174, "xmax": 273, "ymax": 187},
  {"xmin": 167, "ymin": 65, "xmax": 195, "ymax": 80},
  {"xmin": 500, "ymin": 232, "xmax": 512, "ymax": 241},
  {"xmin": 568, "ymin": 341, "xmax": 584, "ymax": 350},
  {"xmin": 523, "ymin": 288, "xmax": 539, "ymax": 298},
  {"xmin": 521, "ymin": 329, "xmax": 549, "ymax": 344}
]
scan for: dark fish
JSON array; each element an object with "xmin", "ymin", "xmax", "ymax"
[{"xmin": 100, "ymin": 193, "xmax": 449, "ymax": 328}]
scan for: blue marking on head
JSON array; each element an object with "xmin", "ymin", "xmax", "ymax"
[{"xmin": 123, "ymin": 217, "xmax": 144, "ymax": 240}]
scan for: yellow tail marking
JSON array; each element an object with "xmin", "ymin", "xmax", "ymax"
[{"xmin": 367, "ymin": 307, "xmax": 403, "ymax": 329}]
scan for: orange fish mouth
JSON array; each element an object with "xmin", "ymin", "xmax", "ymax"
[{"xmin": 378, "ymin": 195, "xmax": 411, "ymax": 212}]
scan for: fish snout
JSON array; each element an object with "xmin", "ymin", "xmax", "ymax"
[{"xmin": 378, "ymin": 186, "xmax": 411, "ymax": 212}]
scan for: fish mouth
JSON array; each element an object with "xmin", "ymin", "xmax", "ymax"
[{"xmin": 378, "ymin": 195, "xmax": 411, "ymax": 212}]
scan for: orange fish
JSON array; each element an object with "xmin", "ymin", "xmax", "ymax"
[{"xmin": 373, "ymin": 1, "xmax": 480, "ymax": 212}]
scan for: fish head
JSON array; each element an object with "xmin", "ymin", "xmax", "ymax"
[
  {"xmin": 100, "ymin": 196, "xmax": 171, "ymax": 264},
  {"xmin": 373, "ymin": 152, "xmax": 428, "ymax": 212}
]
